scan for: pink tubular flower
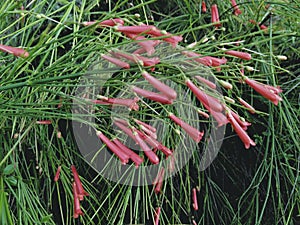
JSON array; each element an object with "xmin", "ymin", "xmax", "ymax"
[
  {"xmin": 105, "ymin": 97, "xmax": 139, "ymax": 111},
  {"xmin": 110, "ymin": 51, "xmax": 142, "ymax": 64},
  {"xmin": 114, "ymin": 120, "xmax": 138, "ymax": 142},
  {"xmin": 244, "ymin": 77, "xmax": 282, "ymax": 105},
  {"xmin": 192, "ymin": 220, "xmax": 198, "ymax": 225},
  {"xmin": 224, "ymin": 50, "xmax": 252, "ymax": 60},
  {"xmin": 162, "ymin": 35, "xmax": 183, "ymax": 47},
  {"xmin": 136, "ymin": 129, "xmax": 172, "ymax": 156},
  {"xmin": 231, "ymin": 0, "xmax": 242, "ymax": 16},
  {"xmin": 135, "ymin": 55, "xmax": 160, "ymax": 67},
  {"xmin": 101, "ymin": 54, "xmax": 130, "ymax": 69},
  {"xmin": 113, "ymin": 139, "xmax": 144, "ymax": 167},
  {"xmin": 238, "ymin": 97, "xmax": 256, "ymax": 114},
  {"xmin": 208, "ymin": 108, "xmax": 229, "ymax": 127},
  {"xmin": 169, "ymin": 113, "xmax": 204, "ymax": 143},
  {"xmin": 265, "ymin": 84, "xmax": 283, "ymax": 94},
  {"xmin": 211, "ymin": 4, "xmax": 221, "ymax": 28},
  {"xmin": 195, "ymin": 76, "xmax": 217, "ymax": 89},
  {"xmin": 134, "ymin": 132, "xmax": 160, "ymax": 164},
  {"xmin": 116, "ymin": 25, "xmax": 157, "ymax": 34},
  {"xmin": 201, "ymin": 1, "xmax": 207, "ymax": 13},
  {"xmin": 96, "ymin": 131, "xmax": 130, "ymax": 164},
  {"xmin": 82, "ymin": 18, "xmax": 124, "ymax": 27},
  {"xmin": 54, "ymin": 166, "xmax": 61, "ymax": 182},
  {"xmin": 158, "ymin": 145, "xmax": 173, "ymax": 157},
  {"xmin": 185, "ymin": 79, "xmax": 223, "ymax": 112},
  {"xmin": 154, "ymin": 168, "xmax": 165, "ymax": 194},
  {"xmin": 226, "ymin": 111, "xmax": 256, "ymax": 149},
  {"xmin": 36, "ymin": 120, "xmax": 52, "ymax": 125},
  {"xmin": 73, "ymin": 182, "xmax": 84, "ymax": 218},
  {"xmin": 132, "ymin": 86, "xmax": 173, "ymax": 104},
  {"xmin": 205, "ymin": 56, "xmax": 227, "ymax": 67},
  {"xmin": 124, "ymin": 33, "xmax": 159, "ymax": 55},
  {"xmin": 71, "ymin": 165, "xmax": 89, "ymax": 201},
  {"xmin": 230, "ymin": 110, "xmax": 251, "ymax": 130},
  {"xmin": 142, "ymin": 71, "xmax": 177, "ymax": 100},
  {"xmin": 0, "ymin": 44, "xmax": 29, "ymax": 58},
  {"xmin": 182, "ymin": 51, "xmax": 212, "ymax": 66},
  {"xmin": 154, "ymin": 207, "xmax": 161, "ymax": 225},
  {"xmin": 192, "ymin": 188, "xmax": 198, "ymax": 210},
  {"xmin": 139, "ymin": 124, "xmax": 157, "ymax": 139},
  {"xmin": 134, "ymin": 119, "xmax": 157, "ymax": 133}
]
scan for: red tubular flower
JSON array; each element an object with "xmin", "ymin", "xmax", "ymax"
[
  {"xmin": 230, "ymin": 110, "xmax": 251, "ymax": 130},
  {"xmin": 132, "ymin": 86, "xmax": 173, "ymax": 104},
  {"xmin": 226, "ymin": 111, "xmax": 256, "ymax": 149},
  {"xmin": 90, "ymin": 99, "xmax": 111, "ymax": 105},
  {"xmin": 139, "ymin": 124, "xmax": 157, "ymax": 139},
  {"xmin": 112, "ymin": 51, "xmax": 160, "ymax": 67},
  {"xmin": 82, "ymin": 18, "xmax": 124, "ymax": 27},
  {"xmin": 182, "ymin": 51, "xmax": 212, "ymax": 66},
  {"xmin": 201, "ymin": 1, "xmax": 207, "ymax": 13},
  {"xmin": 195, "ymin": 76, "xmax": 217, "ymax": 89},
  {"xmin": 154, "ymin": 207, "xmax": 161, "ymax": 225},
  {"xmin": 208, "ymin": 108, "xmax": 229, "ymax": 127},
  {"xmin": 0, "ymin": 44, "xmax": 29, "ymax": 58},
  {"xmin": 124, "ymin": 33, "xmax": 160, "ymax": 56},
  {"xmin": 205, "ymin": 56, "xmax": 228, "ymax": 67},
  {"xmin": 142, "ymin": 71, "xmax": 177, "ymax": 100},
  {"xmin": 238, "ymin": 97, "xmax": 256, "ymax": 114},
  {"xmin": 158, "ymin": 145, "xmax": 173, "ymax": 157},
  {"xmin": 110, "ymin": 51, "xmax": 141, "ymax": 64},
  {"xmin": 36, "ymin": 120, "xmax": 52, "ymax": 125},
  {"xmin": 134, "ymin": 132, "xmax": 160, "ymax": 164},
  {"xmin": 136, "ymin": 55, "xmax": 160, "ymax": 67},
  {"xmin": 114, "ymin": 120, "xmax": 138, "ymax": 142},
  {"xmin": 231, "ymin": 0, "xmax": 242, "ymax": 16},
  {"xmin": 154, "ymin": 168, "xmax": 165, "ymax": 194},
  {"xmin": 116, "ymin": 25, "xmax": 157, "ymax": 34},
  {"xmin": 54, "ymin": 166, "xmax": 61, "ymax": 182},
  {"xmin": 73, "ymin": 182, "xmax": 84, "ymax": 218},
  {"xmin": 224, "ymin": 50, "xmax": 252, "ymax": 60},
  {"xmin": 135, "ymin": 129, "xmax": 172, "ymax": 156},
  {"xmin": 185, "ymin": 79, "xmax": 223, "ymax": 112},
  {"xmin": 96, "ymin": 131, "xmax": 130, "ymax": 164},
  {"xmin": 144, "ymin": 27, "xmax": 183, "ymax": 47},
  {"xmin": 113, "ymin": 139, "xmax": 144, "ymax": 167},
  {"xmin": 192, "ymin": 188, "xmax": 198, "ymax": 210},
  {"xmin": 101, "ymin": 54, "xmax": 130, "ymax": 69},
  {"xmin": 105, "ymin": 97, "xmax": 139, "ymax": 111},
  {"xmin": 71, "ymin": 165, "xmax": 89, "ymax": 201},
  {"xmin": 134, "ymin": 119, "xmax": 157, "ymax": 133},
  {"xmin": 264, "ymin": 84, "xmax": 282, "ymax": 94},
  {"xmin": 162, "ymin": 35, "xmax": 183, "ymax": 47},
  {"xmin": 211, "ymin": 4, "xmax": 221, "ymax": 28},
  {"xmin": 169, "ymin": 113, "xmax": 204, "ymax": 143},
  {"xmin": 244, "ymin": 77, "xmax": 282, "ymax": 105}
]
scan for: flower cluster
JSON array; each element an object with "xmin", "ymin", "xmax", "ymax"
[
  {"xmin": 53, "ymin": 165, "xmax": 89, "ymax": 218},
  {"xmin": 50, "ymin": 1, "xmax": 284, "ymax": 220},
  {"xmin": 81, "ymin": 8, "xmax": 282, "ymax": 153}
]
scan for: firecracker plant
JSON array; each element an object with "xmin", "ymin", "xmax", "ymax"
[{"xmin": 0, "ymin": 0, "xmax": 299, "ymax": 225}]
